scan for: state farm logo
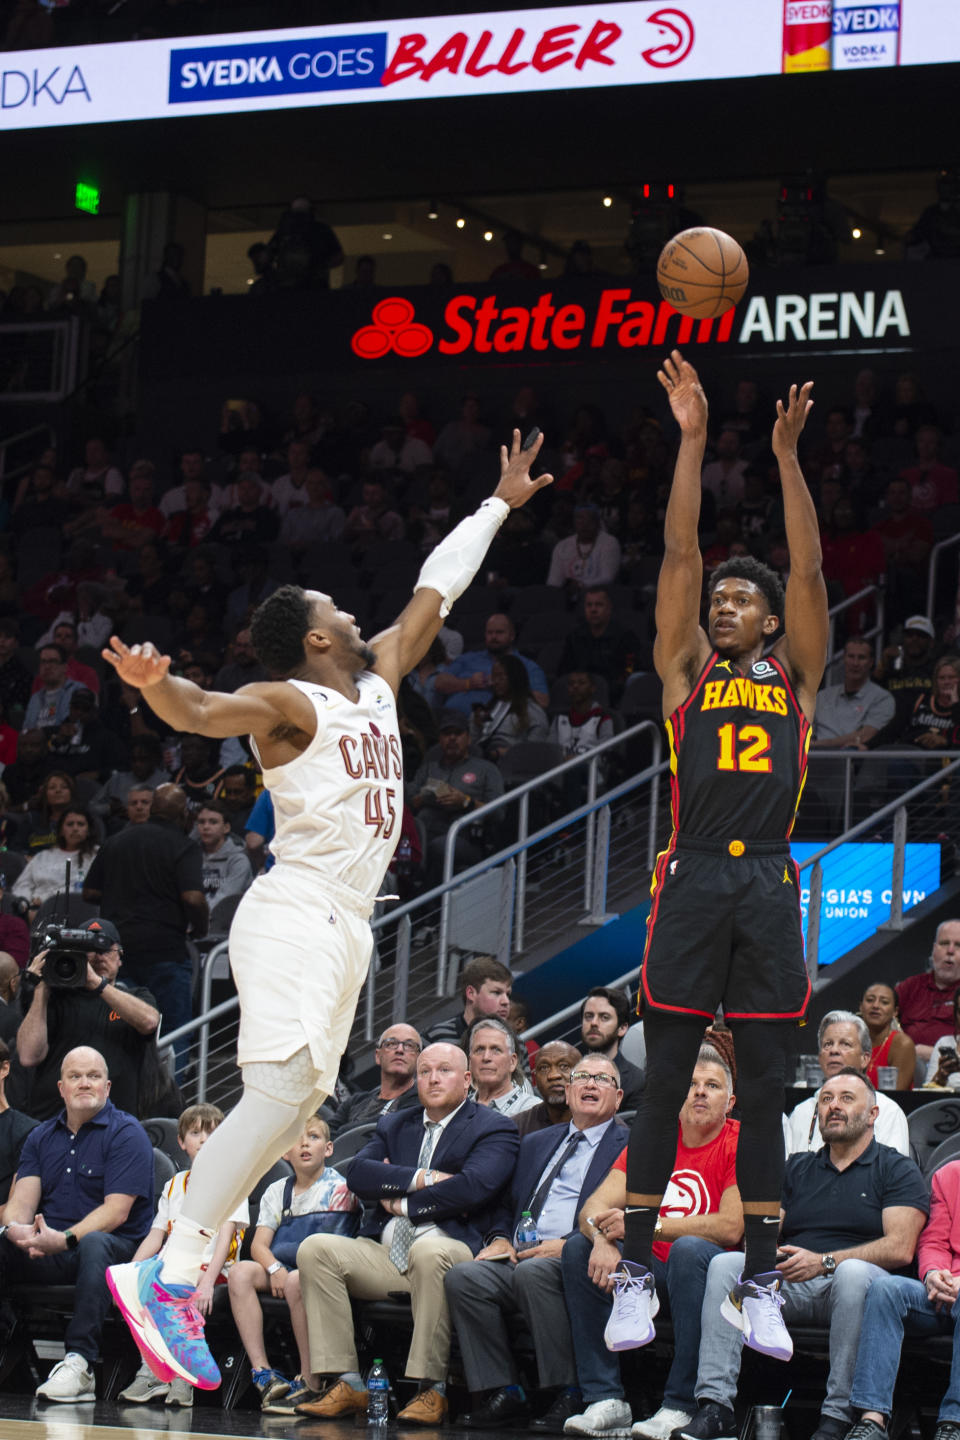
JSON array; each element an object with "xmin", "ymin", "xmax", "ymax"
[
  {"xmin": 351, "ymin": 296, "xmax": 433, "ymax": 358},
  {"xmin": 641, "ymin": 8, "xmax": 695, "ymax": 68}
]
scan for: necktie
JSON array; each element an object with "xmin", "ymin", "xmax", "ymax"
[
  {"xmin": 526, "ymin": 1130, "xmax": 585, "ymax": 1225},
  {"xmin": 389, "ymin": 1120, "xmax": 439, "ymax": 1273}
]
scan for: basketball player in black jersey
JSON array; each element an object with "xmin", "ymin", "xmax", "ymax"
[{"xmin": 620, "ymin": 352, "xmax": 826, "ymax": 1378}]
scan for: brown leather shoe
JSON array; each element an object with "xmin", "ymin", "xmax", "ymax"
[
  {"xmin": 397, "ymin": 1388, "xmax": 449, "ymax": 1425},
  {"xmin": 296, "ymin": 1379, "xmax": 369, "ymax": 1417}
]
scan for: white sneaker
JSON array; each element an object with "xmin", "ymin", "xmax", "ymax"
[
  {"xmin": 119, "ymin": 1367, "xmax": 169, "ymax": 1403},
  {"xmin": 36, "ymin": 1352, "xmax": 95, "ymax": 1403},
  {"xmin": 632, "ymin": 1406, "xmax": 694, "ymax": 1440},
  {"xmin": 565, "ymin": 1398, "xmax": 634, "ymax": 1435},
  {"xmin": 604, "ymin": 1261, "xmax": 660, "ymax": 1350},
  {"xmin": 720, "ymin": 1270, "xmax": 793, "ymax": 1362},
  {"xmin": 166, "ymin": 1377, "xmax": 195, "ymax": 1407}
]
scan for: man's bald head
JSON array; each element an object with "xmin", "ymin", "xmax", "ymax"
[
  {"xmin": 61, "ymin": 1045, "xmax": 108, "ymax": 1079},
  {"xmin": 0, "ymin": 951, "xmax": 19, "ymax": 1002},
  {"xmin": 417, "ymin": 1041, "xmax": 470, "ymax": 1118},
  {"xmin": 150, "ymin": 783, "xmax": 188, "ymax": 825}
]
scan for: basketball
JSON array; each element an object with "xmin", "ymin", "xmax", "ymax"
[{"xmin": 656, "ymin": 227, "xmax": 749, "ymax": 319}]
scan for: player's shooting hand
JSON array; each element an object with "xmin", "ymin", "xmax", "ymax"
[
  {"xmin": 494, "ymin": 429, "xmax": 554, "ymax": 509},
  {"xmin": 102, "ymin": 636, "xmax": 172, "ymax": 689},
  {"xmin": 772, "ymin": 381, "xmax": 815, "ymax": 458},
  {"xmin": 656, "ymin": 350, "xmax": 707, "ymax": 436}
]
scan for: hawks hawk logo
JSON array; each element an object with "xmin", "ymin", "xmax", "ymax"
[{"xmin": 660, "ymin": 1169, "xmax": 711, "ymax": 1218}]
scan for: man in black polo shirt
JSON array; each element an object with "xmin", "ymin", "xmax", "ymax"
[
  {"xmin": 83, "ymin": 783, "xmax": 207, "ymax": 1044},
  {"xmin": 16, "ymin": 919, "xmax": 161, "ymax": 1121},
  {"xmin": 1, "ymin": 1045, "xmax": 154, "ymax": 1402},
  {"xmin": 681, "ymin": 1068, "xmax": 928, "ymax": 1440}
]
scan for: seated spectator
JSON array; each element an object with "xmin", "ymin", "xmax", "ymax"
[
  {"xmin": 124, "ymin": 786, "xmax": 154, "ymax": 827},
  {"xmin": 11, "ymin": 464, "xmax": 69, "ymax": 538},
  {"xmin": 886, "ymin": 372, "xmax": 940, "ymax": 439},
  {"xmin": 486, "ymin": 507, "xmax": 552, "ymax": 587},
  {"xmin": 471, "ymin": 656, "xmax": 549, "ymax": 761},
  {"xmin": 218, "ymin": 764, "xmax": 258, "ymax": 834},
  {"xmin": 244, "ymin": 787, "xmax": 274, "ymax": 874},
  {"xmin": 0, "ymin": 957, "xmax": 23, "ymax": 1044},
  {"xmin": 16, "ymin": 919, "xmax": 161, "ymax": 1121},
  {"xmin": 869, "ymin": 478, "xmax": 934, "ymax": 620},
  {"xmin": 119, "ymin": 1102, "xmax": 247, "ymax": 1408},
  {"xmin": 550, "ymin": 671, "xmax": 614, "ymax": 757},
  {"xmin": 1, "ymin": 1045, "xmax": 154, "ymax": 1402},
  {"xmin": 846, "ymin": 1155, "xmax": 960, "ymax": 1440},
  {"xmin": 270, "ymin": 440, "xmax": 312, "ymax": 516},
  {"xmin": 173, "ymin": 734, "xmax": 224, "ymax": 811},
  {"xmin": 0, "ymin": 618, "xmax": 34, "ymax": 723},
  {"xmin": 682, "ymin": 1068, "xmax": 927, "ymax": 1440},
  {"xmin": 369, "ymin": 416, "xmax": 433, "ymax": 474},
  {"xmin": 197, "ymin": 801, "xmax": 252, "ymax": 913},
  {"xmin": 165, "ymin": 478, "xmax": 217, "ymax": 549},
  {"xmin": 46, "ymin": 689, "xmax": 114, "ymax": 781},
  {"xmin": 92, "ymin": 734, "xmax": 169, "ymax": 826},
  {"xmin": 900, "ymin": 424, "xmax": 959, "ymax": 511},
  {"xmin": 423, "ymin": 955, "xmax": 513, "ymax": 1047},
  {"xmin": 508, "ymin": 995, "xmax": 538, "ymax": 1068},
  {"xmin": 558, "ymin": 587, "xmax": 647, "ymax": 706},
  {"xmin": 444, "ymin": 1054, "xmax": 625, "ymax": 1432},
  {"xmin": 293, "ymin": 1043, "xmax": 519, "ymax": 1424},
  {"xmin": 785, "ymin": 1011, "xmax": 909, "ymax": 1155},
  {"xmin": 897, "ymin": 920, "xmax": 960, "ymax": 1062},
  {"xmin": 820, "ymin": 492, "xmax": 885, "ymax": 624},
  {"xmin": 343, "ymin": 476, "xmax": 406, "ymax": 545},
  {"xmin": 0, "ymin": 1035, "xmax": 37, "ymax": 1203},
  {"xmin": 33, "ymin": 620, "xmax": 100, "ymax": 696},
  {"xmin": 923, "ymin": 987, "xmax": 960, "ymax": 1087},
  {"xmin": 24, "ymin": 646, "xmax": 87, "ymax": 732},
  {"xmin": 873, "ymin": 616, "xmax": 936, "ymax": 740},
  {"xmin": 23, "ymin": 770, "xmax": 78, "ymax": 854},
  {"xmin": 407, "ymin": 635, "xmax": 448, "ymax": 716},
  {"xmin": 278, "ymin": 468, "xmax": 344, "ymax": 549},
  {"xmin": 12, "ymin": 806, "xmax": 99, "ymax": 916},
  {"xmin": 859, "ymin": 982, "xmax": 916, "ymax": 1090},
  {"xmin": 515, "ymin": 1042, "xmax": 582, "ymax": 1139},
  {"xmin": 409, "ymin": 709, "xmax": 504, "ymax": 883},
  {"xmin": 701, "ymin": 429, "xmax": 748, "ymax": 506},
  {"xmin": 434, "ymin": 394, "xmax": 491, "ymax": 472},
  {"xmin": 434, "ymin": 613, "xmax": 549, "ymax": 716},
  {"xmin": 65, "ymin": 435, "xmax": 123, "ymax": 500},
  {"xmin": 210, "ymin": 473, "xmax": 280, "ymax": 548},
  {"xmin": 214, "ymin": 628, "xmax": 267, "ymax": 693},
  {"xmin": 564, "ymin": 1043, "xmax": 742, "ymax": 1440},
  {"xmin": 581, "ymin": 987, "xmax": 646, "ymax": 1110},
  {"xmin": 811, "ymin": 637, "xmax": 895, "ymax": 752},
  {"xmin": 467, "ymin": 1017, "xmax": 539, "ymax": 1117},
  {"xmin": 226, "ymin": 1113, "xmax": 356, "ymax": 1414},
  {"xmin": 102, "ymin": 460, "xmax": 165, "ymax": 551},
  {"xmin": 547, "ymin": 504, "xmax": 622, "ymax": 596},
  {"xmin": 895, "ymin": 653, "xmax": 960, "ymax": 751},
  {"xmin": 223, "ymin": 546, "xmax": 281, "ymax": 638},
  {"xmin": 329, "ymin": 1024, "xmax": 422, "ymax": 1136},
  {"xmin": 3, "ymin": 730, "xmax": 53, "ymax": 811}
]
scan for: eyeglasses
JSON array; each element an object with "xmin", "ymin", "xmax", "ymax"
[
  {"xmin": 568, "ymin": 1069, "xmax": 619, "ymax": 1088},
  {"xmin": 379, "ymin": 1038, "xmax": 421, "ymax": 1053}
]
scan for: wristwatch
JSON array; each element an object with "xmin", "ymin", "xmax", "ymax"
[
  {"xmin": 266, "ymin": 1260, "xmax": 284, "ymax": 1276},
  {"xmin": 95, "ymin": 976, "xmax": 110, "ymax": 996},
  {"xmin": 821, "ymin": 1253, "xmax": 837, "ymax": 1275},
  {"xmin": 64, "ymin": 1229, "xmax": 79, "ymax": 1251}
]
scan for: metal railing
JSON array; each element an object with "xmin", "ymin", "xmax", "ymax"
[
  {"xmin": 0, "ymin": 317, "xmax": 83, "ymax": 401},
  {"xmin": 803, "ymin": 746, "xmax": 960, "ymax": 835},
  {"xmin": 0, "ymin": 422, "xmax": 56, "ymax": 488},
  {"xmin": 824, "ymin": 585, "xmax": 884, "ymax": 675},
  {"xmin": 927, "ymin": 532, "xmax": 960, "ymax": 623}
]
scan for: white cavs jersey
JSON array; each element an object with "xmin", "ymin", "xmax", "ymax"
[{"xmin": 255, "ymin": 674, "xmax": 403, "ymax": 902}]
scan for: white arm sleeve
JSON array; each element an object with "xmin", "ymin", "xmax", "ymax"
[{"xmin": 414, "ymin": 496, "xmax": 510, "ymax": 617}]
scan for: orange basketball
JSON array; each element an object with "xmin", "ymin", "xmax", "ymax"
[{"xmin": 656, "ymin": 227, "xmax": 749, "ymax": 319}]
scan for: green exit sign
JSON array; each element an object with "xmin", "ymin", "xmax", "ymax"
[{"xmin": 75, "ymin": 181, "xmax": 100, "ymax": 215}]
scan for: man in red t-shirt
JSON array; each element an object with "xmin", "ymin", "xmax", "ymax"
[
  {"xmin": 896, "ymin": 919, "xmax": 960, "ymax": 1062},
  {"xmin": 562, "ymin": 1046, "xmax": 742, "ymax": 1440}
]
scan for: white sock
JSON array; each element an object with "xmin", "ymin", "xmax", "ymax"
[{"xmin": 340, "ymin": 1371, "xmax": 365, "ymax": 1391}]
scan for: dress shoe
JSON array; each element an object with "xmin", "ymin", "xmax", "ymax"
[
  {"xmin": 457, "ymin": 1386, "xmax": 531, "ymax": 1429},
  {"xmin": 531, "ymin": 1388, "xmax": 585, "ymax": 1433},
  {"xmin": 398, "ymin": 1388, "xmax": 449, "ymax": 1424},
  {"xmin": 296, "ymin": 1379, "xmax": 368, "ymax": 1417}
]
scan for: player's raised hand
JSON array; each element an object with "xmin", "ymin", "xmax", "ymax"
[
  {"xmin": 773, "ymin": 381, "xmax": 815, "ymax": 458},
  {"xmin": 102, "ymin": 636, "xmax": 172, "ymax": 689},
  {"xmin": 494, "ymin": 428, "xmax": 554, "ymax": 509},
  {"xmin": 657, "ymin": 350, "xmax": 707, "ymax": 436}
]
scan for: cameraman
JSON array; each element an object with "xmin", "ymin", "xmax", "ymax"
[{"xmin": 16, "ymin": 920, "xmax": 160, "ymax": 1121}]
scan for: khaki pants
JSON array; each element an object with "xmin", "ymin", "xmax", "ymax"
[{"xmin": 298, "ymin": 1230, "xmax": 473, "ymax": 1381}]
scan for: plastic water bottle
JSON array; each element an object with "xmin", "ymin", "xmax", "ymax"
[
  {"xmin": 515, "ymin": 1210, "xmax": 540, "ymax": 1253},
  {"xmin": 367, "ymin": 1358, "xmax": 389, "ymax": 1427}
]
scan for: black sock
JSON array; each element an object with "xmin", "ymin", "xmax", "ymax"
[
  {"xmin": 623, "ymin": 1206, "xmax": 658, "ymax": 1266},
  {"xmin": 742, "ymin": 1213, "xmax": 780, "ymax": 1279}
]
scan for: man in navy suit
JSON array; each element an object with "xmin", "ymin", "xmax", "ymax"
[
  {"xmin": 295, "ymin": 1042, "xmax": 518, "ymax": 1426},
  {"xmin": 445, "ymin": 1053, "xmax": 626, "ymax": 1432}
]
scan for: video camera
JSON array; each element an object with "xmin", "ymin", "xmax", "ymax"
[{"xmin": 33, "ymin": 923, "xmax": 115, "ymax": 990}]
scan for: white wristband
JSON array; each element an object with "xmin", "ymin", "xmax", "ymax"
[{"xmin": 414, "ymin": 496, "xmax": 510, "ymax": 618}]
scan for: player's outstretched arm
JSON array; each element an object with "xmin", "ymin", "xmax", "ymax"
[
  {"xmin": 372, "ymin": 428, "xmax": 553, "ymax": 692},
  {"xmin": 101, "ymin": 638, "xmax": 315, "ymax": 741},
  {"xmin": 771, "ymin": 382, "xmax": 828, "ymax": 718},
  {"xmin": 654, "ymin": 351, "xmax": 710, "ymax": 707}
]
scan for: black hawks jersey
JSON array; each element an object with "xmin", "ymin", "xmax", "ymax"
[{"xmin": 666, "ymin": 652, "xmax": 810, "ymax": 841}]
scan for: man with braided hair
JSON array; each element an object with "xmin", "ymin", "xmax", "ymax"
[
  {"xmin": 99, "ymin": 430, "xmax": 552, "ymax": 1393},
  {"xmin": 617, "ymin": 352, "xmax": 827, "ymax": 1400}
]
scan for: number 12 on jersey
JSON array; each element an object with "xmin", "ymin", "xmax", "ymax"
[
  {"xmin": 365, "ymin": 787, "xmax": 397, "ymax": 839},
  {"xmin": 716, "ymin": 723, "xmax": 772, "ymax": 773}
]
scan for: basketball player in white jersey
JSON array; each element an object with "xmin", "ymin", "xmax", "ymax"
[{"xmin": 100, "ymin": 430, "xmax": 552, "ymax": 1390}]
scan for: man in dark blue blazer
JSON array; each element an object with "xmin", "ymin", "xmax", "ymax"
[
  {"xmin": 296, "ymin": 1042, "xmax": 518, "ymax": 1426},
  {"xmin": 445, "ymin": 1053, "xmax": 627, "ymax": 1432}
]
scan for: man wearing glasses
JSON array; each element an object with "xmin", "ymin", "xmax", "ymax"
[
  {"xmin": 328, "ymin": 1025, "xmax": 422, "ymax": 1136},
  {"xmin": 445, "ymin": 1053, "xmax": 626, "ymax": 1432}
]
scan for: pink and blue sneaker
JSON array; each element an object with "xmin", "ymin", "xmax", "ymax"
[{"xmin": 106, "ymin": 1256, "xmax": 221, "ymax": 1390}]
